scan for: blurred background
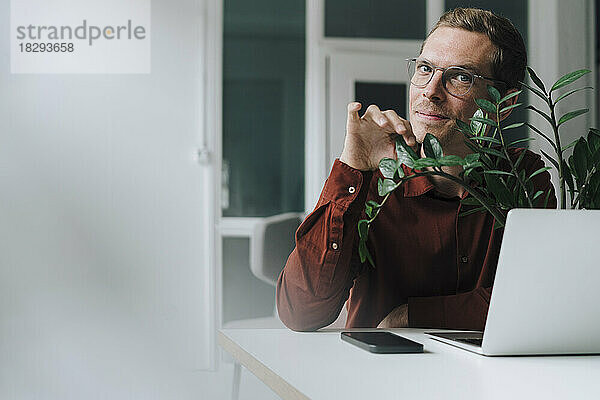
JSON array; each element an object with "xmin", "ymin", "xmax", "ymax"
[{"xmin": 0, "ymin": 0, "xmax": 597, "ymax": 399}]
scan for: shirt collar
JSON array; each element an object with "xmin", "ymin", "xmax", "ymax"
[
  {"xmin": 399, "ymin": 164, "xmax": 470, "ymax": 200},
  {"xmin": 401, "ymin": 165, "xmax": 435, "ymax": 197}
]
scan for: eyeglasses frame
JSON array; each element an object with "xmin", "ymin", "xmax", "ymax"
[{"xmin": 406, "ymin": 58, "xmax": 507, "ymax": 97}]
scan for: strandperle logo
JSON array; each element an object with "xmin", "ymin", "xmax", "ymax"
[
  {"xmin": 15, "ymin": 19, "xmax": 147, "ymax": 46},
  {"xmin": 11, "ymin": 0, "xmax": 151, "ymax": 74}
]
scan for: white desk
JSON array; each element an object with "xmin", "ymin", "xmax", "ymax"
[{"xmin": 218, "ymin": 328, "xmax": 600, "ymax": 400}]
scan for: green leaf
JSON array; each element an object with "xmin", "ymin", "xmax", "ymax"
[
  {"xmin": 557, "ymin": 108, "xmax": 589, "ymax": 127},
  {"xmin": 470, "ymin": 136, "xmax": 501, "ymax": 145},
  {"xmin": 499, "ymin": 103, "xmax": 522, "ymax": 114},
  {"xmin": 561, "ymin": 138, "xmax": 579, "ymax": 152},
  {"xmin": 540, "ymin": 149, "xmax": 560, "ymax": 170},
  {"xmin": 507, "ymin": 137, "xmax": 536, "ymax": 147},
  {"xmin": 464, "ymin": 153, "xmax": 480, "ymax": 164},
  {"xmin": 527, "ymin": 166, "xmax": 552, "ymax": 181},
  {"xmin": 479, "ymin": 147, "xmax": 507, "ymax": 160},
  {"xmin": 526, "ymin": 66, "xmax": 547, "ymax": 94},
  {"xmin": 358, "ymin": 239, "xmax": 375, "ymax": 267},
  {"xmin": 366, "ymin": 200, "xmax": 381, "ymax": 209},
  {"xmin": 470, "ymin": 116, "xmax": 498, "ymax": 127},
  {"xmin": 358, "ymin": 240, "xmax": 367, "ymax": 263},
  {"xmin": 554, "ymin": 86, "xmax": 593, "ymax": 103},
  {"xmin": 588, "ymin": 129, "xmax": 600, "ymax": 154},
  {"xmin": 562, "ymin": 160, "xmax": 575, "ymax": 199},
  {"xmin": 543, "ymin": 188, "xmax": 553, "ymax": 209},
  {"xmin": 456, "ymin": 118, "xmax": 474, "ymax": 135},
  {"xmin": 413, "ymin": 157, "xmax": 440, "ymax": 169},
  {"xmin": 550, "ymin": 69, "xmax": 591, "ymax": 92},
  {"xmin": 532, "ymin": 190, "xmax": 544, "ymax": 202},
  {"xmin": 485, "ymin": 173, "xmax": 512, "ymax": 206},
  {"xmin": 438, "ymin": 155, "xmax": 465, "ymax": 166},
  {"xmin": 378, "ymin": 158, "xmax": 397, "ymax": 179},
  {"xmin": 525, "ymin": 122, "xmax": 558, "ymax": 152},
  {"xmin": 465, "ymin": 161, "xmax": 483, "ymax": 170},
  {"xmin": 573, "ymin": 138, "xmax": 589, "ymax": 180},
  {"xmin": 590, "ymin": 129, "xmax": 600, "ymax": 164},
  {"xmin": 459, "ymin": 206, "xmax": 487, "ymax": 217},
  {"xmin": 513, "ymin": 148, "xmax": 528, "ymax": 169},
  {"xmin": 378, "ymin": 178, "xmax": 398, "ymax": 197},
  {"xmin": 520, "ymin": 81, "xmax": 548, "ymax": 101},
  {"xmin": 568, "ymin": 155, "xmax": 579, "ymax": 183},
  {"xmin": 487, "ymin": 85, "xmax": 501, "ymax": 103},
  {"xmin": 358, "ymin": 219, "xmax": 369, "ymax": 239},
  {"xmin": 499, "ymin": 90, "xmax": 522, "ymax": 104},
  {"xmin": 464, "ymin": 138, "xmax": 482, "ymax": 152},
  {"xmin": 470, "ymin": 109, "xmax": 486, "ymax": 136},
  {"xmin": 475, "ymin": 98, "xmax": 497, "ymax": 114},
  {"xmin": 423, "ymin": 133, "xmax": 444, "ymax": 159},
  {"xmin": 464, "ymin": 167, "xmax": 483, "ymax": 184},
  {"xmin": 493, "ymin": 220, "xmax": 505, "ymax": 230},
  {"xmin": 503, "ymin": 122, "xmax": 525, "ymax": 130},
  {"xmin": 395, "ymin": 136, "xmax": 417, "ymax": 168},
  {"xmin": 460, "ymin": 197, "xmax": 481, "ymax": 206},
  {"xmin": 396, "ymin": 166, "xmax": 405, "ymax": 179},
  {"xmin": 365, "ymin": 204, "xmax": 374, "ymax": 218},
  {"xmin": 525, "ymin": 105, "xmax": 554, "ymax": 127},
  {"xmin": 462, "ymin": 140, "xmax": 493, "ymax": 169},
  {"xmin": 482, "ymin": 170, "xmax": 514, "ymax": 176}
]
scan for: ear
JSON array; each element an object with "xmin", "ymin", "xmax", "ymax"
[{"xmin": 498, "ymin": 89, "xmax": 519, "ymax": 122}]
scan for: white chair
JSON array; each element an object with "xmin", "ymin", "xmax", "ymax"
[{"xmin": 223, "ymin": 212, "xmax": 303, "ymax": 330}]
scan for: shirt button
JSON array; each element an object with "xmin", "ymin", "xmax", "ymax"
[
  {"xmin": 332, "ymin": 242, "xmax": 339, "ymax": 250},
  {"xmin": 348, "ymin": 186, "xmax": 356, "ymax": 194},
  {"xmin": 461, "ymin": 256, "xmax": 468, "ymax": 263}
]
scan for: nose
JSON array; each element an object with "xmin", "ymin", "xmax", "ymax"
[{"xmin": 423, "ymin": 69, "xmax": 446, "ymax": 101}]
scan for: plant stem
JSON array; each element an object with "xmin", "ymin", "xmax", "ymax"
[
  {"xmin": 571, "ymin": 165, "xmax": 597, "ymax": 208},
  {"xmin": 549, "ymin": 99, "xmax": 566, "ymax": 209},
  {"xmin": 496, "ymin": 106, "xmax": 534, "ymax": 207},
  {"xmin": 368, "ymin": 191, "xmax": 393, "ymax": 223}
]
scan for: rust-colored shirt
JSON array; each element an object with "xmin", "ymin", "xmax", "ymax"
[{"xmin": 277, "ymin": 149, "xmax": 556, "ymax": 331}]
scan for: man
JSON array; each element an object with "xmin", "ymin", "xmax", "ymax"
[{"xmin": 276, "ymin": 8, "xmax": 556, "ymax": 331}]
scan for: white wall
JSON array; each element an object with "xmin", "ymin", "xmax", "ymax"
[{"xmin": 0, "ymin": 0, "xmax": 214, "ymax": 398}]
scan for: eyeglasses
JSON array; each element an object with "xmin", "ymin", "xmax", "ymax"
[{"xmin": 407, "ymin": 58, "xmax": 506, "ymax": 97}]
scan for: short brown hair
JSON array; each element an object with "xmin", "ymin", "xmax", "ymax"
[{"xmin": 423, "ymin": 8, "xmax": 527, "ymax": 92}]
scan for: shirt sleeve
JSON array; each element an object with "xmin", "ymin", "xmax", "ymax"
[
  {"xmin": 276, "ymin": 159, "xmax": 373, "ymax": 331},
  {"xmin": 407, "ymin": 149, "xmax": 557, "ymax": 331}
]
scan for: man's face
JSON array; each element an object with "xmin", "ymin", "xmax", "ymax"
[{"xmin": 409, "ymin": 27, "xmax": 497, "ymax": 151}]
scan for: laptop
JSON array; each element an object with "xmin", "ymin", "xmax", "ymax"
[{"xmin": 427, "ymin": 208, "xmax": 600, "ymax": 356}]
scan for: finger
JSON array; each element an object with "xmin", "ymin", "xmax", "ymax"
[
  {"xmin": 382, "ymin": 110, "xmax": 416, "ymax": 146},
  {"xmin": 364, "ymin": 104, "xmax": 389, "ymax": 128},
  {"xmin": 347, "ymin": 102, "xmax": 362, "ymax": 123}
]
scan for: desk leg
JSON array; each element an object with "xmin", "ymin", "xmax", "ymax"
[{"xmin": 231, "ymin": 361, "xmax": 241, "ymax": 400}]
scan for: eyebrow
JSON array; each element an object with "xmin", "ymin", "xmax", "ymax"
[{"xmin": 417, "ymin": 57, "xmax": 483, "ymax": 75}]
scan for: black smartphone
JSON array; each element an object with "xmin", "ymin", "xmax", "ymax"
[{"xmin": 341, "ymin": 331, "xmax": 424, "ymax": 354}]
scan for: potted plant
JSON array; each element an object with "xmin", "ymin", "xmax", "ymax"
[{"xmin": 357, "ymin": 67, "xmax": 599, "ymax": 267}]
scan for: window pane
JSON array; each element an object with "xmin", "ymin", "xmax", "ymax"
[
  {"xmin": 325, "ymin": 0, "xmax": 426, "ymax": 39},
  {"xmin": 355, "ymin": 82, "xmax": 407, "ymax": 119},
  {"xmin": 223, "ymin": 0, "xmax": 305, "ymax": 217},
  {"xmin": 444, "ymin": 1, "xmax": 529, "ymax": 145}
]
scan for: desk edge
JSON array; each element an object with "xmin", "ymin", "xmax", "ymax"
[{"xmin": 217, "ymin": 330, "xmax": 310, "ymax": 400}]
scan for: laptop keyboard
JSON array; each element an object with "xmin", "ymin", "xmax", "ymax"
[{"xmin": 456, "ymin": 338, "xmax": 483, "ymax": 346}]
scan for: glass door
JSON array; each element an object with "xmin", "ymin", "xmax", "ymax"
[{"xmin": 220, "ymin": 0, "xmax": 306, "ymax": 326}]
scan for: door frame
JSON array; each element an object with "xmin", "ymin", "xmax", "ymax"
[{"xmin": 203, "ymin": 0, "xmax": 223, "ymax": 371}]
